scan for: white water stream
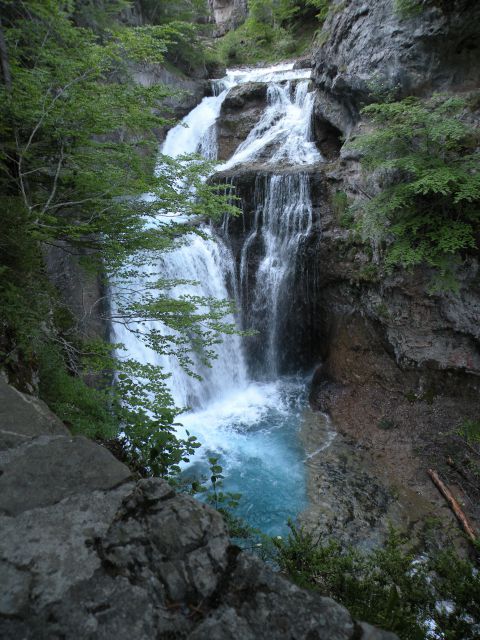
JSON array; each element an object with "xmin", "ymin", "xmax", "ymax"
[{"xmin": 114, "ymin": 62, "xmax": 323, "ymax": 534}]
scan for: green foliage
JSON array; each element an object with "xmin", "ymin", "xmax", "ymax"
[
  {"xmin": 205, "ymin": 456, "xmax": 242, "ymax": 510},
  {"xmin": 0, "ymin": 1, "xmax": 240, "ymax": 478},
  {"xmin": 273, "ymin": 523, "xmax": 480, "ymax": 639},
  {"xmin": 217, "ymin": 20, "xmax": 295, "ymax": 65},
  {"xmin": 138, "ymin": 0, "xmax": 209, "ymax": 25},
  {"xmin": 375, "ymin": 302, "xmax": 390, "ymax": 319},
  {"xmin": 378, "ymin": 417, "xmax": 396, "ymax": 430},
  {"xmin": 457, "ymin": 419, "xmax": 480, "ymax": 446},
  {"xmin": 113, "ymin": 359, "xmax": 201, "ymax": 477},
  {"xmin": 353, "ymin": 95, "xmax": 480, "ymax": 289},
  {"xmin": 189, "ymin": 457, "xmax": 254, "ymax": 539},
  {"xmin": 305, "ymin": 0, "xmax": 330, "ymax": 22},
  {"xmin": 332, "ymin": 190, "xmax": 354, "ymax": 228},
  {"xmin": 394, "ymin": 0, "xmax": 450, "ymax": 19},
  {"xmin": 38, "ymin": 342, "xmax": 117, "ymax": 439},
  {"xmin": 394, "ymin": 0, "xmax": 424, "ymax": 17},
  {"xmin": 134, "ymin": 1, "xmax": 214, "ymax": 74},
  {"xmin": 356, "ymin": 263, "xmax": 379, "ymax": 282},
  {"xmin": 73, "ymin": 0, "xmax": 132, "ymax": 30},
  {"xmin": 216, "ymin": 0, "xmax": 329, "ymax": 66}
]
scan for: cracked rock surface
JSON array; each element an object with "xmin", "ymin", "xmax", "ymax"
[{"xmin": 0, "ymin": 377, "xmax": 397, "ymax": 639}]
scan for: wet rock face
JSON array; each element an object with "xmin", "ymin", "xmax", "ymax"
[
  {"xmin": 0, "ymin": 377, "xmax": 398, "ymax": 640},
  {"xmin": 209, "ymin": 0, "xmax": 248, "ymax": 36},
  {"xmin": 310, "ymin": 186, "xmax": 480, "ymax": 380},
  {"xmin": 217, "ymin": 82, "xmax": 268, "ymax": 160},
  {"xmin": 312, "ymin": 0, "xmax": 480, "ymax": 130},
  {"xmin": 214, "ymin": 167, "xmax": 329, "ymax": 373}
]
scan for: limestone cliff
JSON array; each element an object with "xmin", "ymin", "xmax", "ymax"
[
  {"xmin": 309, "ymin": 0, "xmax": 480, "ymax": 379},
  {"xmin": 208, "ymin": 0, "xmax": 248, "ymax": 36},
  {"xmin": 313, "ymin": 0, "xmax": 480, "ymax": 132},
  {"xmin": 308, "ymin": 0, "xmax": 480, "ymax": 533}
]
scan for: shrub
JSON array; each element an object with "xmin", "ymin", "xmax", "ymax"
[
  {"xmin": 353, "ymin": 95, "xmax": 480, "ymax": 290},
  {"xmin": 273, "ymin": 523, "xmax": 480, "ymax": 639}
]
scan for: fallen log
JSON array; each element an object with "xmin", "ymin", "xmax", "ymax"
[{"xmin": 427, "ymin": 468, "xmax": 478, "ymax": 543}]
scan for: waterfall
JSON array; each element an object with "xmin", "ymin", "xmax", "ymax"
[
  {"xmin": 113, "ymin": 77, "xmax": 248, "ymax": 409},
  {"xmin": 113, "ymin": 62, "xmax": 322, "ymax": 534},
  {"xmin": 115, "ymin": 62, "xmax": 318, "ymax": 407},
  {"xmin": 220, "ymin": 78, "xmax": 319, "ymax": 170},
  {"xmin": 239, "ymin": 172, "xmax": 315, "ymax": 376},
  {"xmin": 220, "ymin": 69, "xmax": 321, "ymax": 377}
]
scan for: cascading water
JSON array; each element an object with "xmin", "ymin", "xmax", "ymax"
[
  {"xmin": 220, "ymin": 78, "xmax": 319, "ymax": 170},
  {"xmin": 239, "ymin": 172, "xmax": 316, "ymax": 377},
  {"xmin": 114, "ymin": 63, "xmax": 323, "ymax": 535}
]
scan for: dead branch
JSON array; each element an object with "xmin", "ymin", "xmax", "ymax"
[{"xmin": 428, "ymin": 468, "xmax": 478, "ymax": 543}]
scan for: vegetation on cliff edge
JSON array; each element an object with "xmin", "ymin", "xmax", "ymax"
[
  {"xmin": 216, "ymin": 0, "xmax": 331, "ymax": 66},
  {"xmin": 273, "ymin": 524, "xmax": 480, "ymax": 639},
  {"xmin": 352, "ymin": 95, "xmax": 480, "ymax": 290},
  {"xmin": 0, "ymin": 0, "xmax": 238, "ymax": 477}
]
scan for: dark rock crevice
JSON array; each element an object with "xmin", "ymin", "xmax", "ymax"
[{"xmin": 313, "ymin": 114, "xmax": 343, "ymax": 160}]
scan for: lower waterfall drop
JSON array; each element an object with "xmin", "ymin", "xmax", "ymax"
[{"xmin": 239, "ymin": 172, "xmax": 315, "ymax": 377}]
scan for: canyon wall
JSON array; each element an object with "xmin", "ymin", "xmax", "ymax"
[
  {"xmin": 308, "ymin": 0, "xmax": 480, "ymax": 529},
  {"xmin": 208, "ymin": 0, "xmax": 248, "ymax": 36},
  {"xmin": 309, "ymin": 0, "xmax": 480, "ymax": 401}
]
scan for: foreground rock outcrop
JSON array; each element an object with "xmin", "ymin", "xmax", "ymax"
[{"xmin": 0, "ymin": 376, "xmax": 396, "ymax": 639}]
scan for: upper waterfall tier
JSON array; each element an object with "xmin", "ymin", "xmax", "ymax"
[
  {"xmin": 160, "ymin": 62, "xmax": 320, "ymax": 171},
  {"xmin": 218, "ymin": 79, "xmax": 320, "ymax": 170},
  {"xmin": 224, "ymin": 63, "xmax": 312, "ymax": 85}
]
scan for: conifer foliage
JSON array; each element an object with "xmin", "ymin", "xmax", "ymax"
[{"xmin": 354, "ymin": 95, "xmax": 480, "ymax": 289}]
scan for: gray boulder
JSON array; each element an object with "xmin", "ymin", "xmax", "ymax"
[
  {"xmin": 0, "ymin": 377, "xmax": 397, "ymax": 639},
  {"xmin": 217, "ymin": 82, "xmax": 268, "ymax": 160}
]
